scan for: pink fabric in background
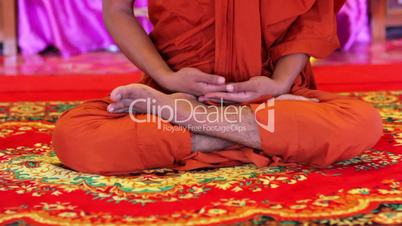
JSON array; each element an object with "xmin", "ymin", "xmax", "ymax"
[
  {"xmin": 18, "ymin": 0, "xmax": 370, "ymax": 57},
  {"xmin": 337, "ymin": 0, "xmax": 371, "ymax": 50},
  {"xmin": 18, "ymin": 0, "xmax": 152, "ymax": 57}
]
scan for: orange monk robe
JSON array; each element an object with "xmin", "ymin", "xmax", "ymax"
[{"xmin": 52, "ymin": 0, "xmax": 383, "ymax": 175}]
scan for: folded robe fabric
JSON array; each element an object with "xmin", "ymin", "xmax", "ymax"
[{"xmin": 52, "ymin": 0, "xmax": 383, "ymax": 175}]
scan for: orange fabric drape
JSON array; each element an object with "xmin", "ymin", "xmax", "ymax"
[
  {"xmin": 214, "ymin": 0, "xmax": 262, "ymax": 82},
  {"xmin": 146, "ymin": 0, "xmax": 346, "ymax": 85}
]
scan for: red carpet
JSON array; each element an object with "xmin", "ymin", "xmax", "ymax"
[
  {"xmin": 0, "ymin": 62, "xmax": 401, "ymax": 224},
  {"xmin": 0, "ymin": 63, "xmax": 401, "ymax": 101},
  {"xmin": 314, "ymin": 63, "xmax": 402, "ymax": 91},
  {"xmin": 0, "ymin": 72, "xmax": 142, "ymax": 101}
]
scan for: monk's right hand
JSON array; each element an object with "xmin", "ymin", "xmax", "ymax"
[{"xmin": 158, "ymin": 67, "xmax": 227, "ymax": 96}]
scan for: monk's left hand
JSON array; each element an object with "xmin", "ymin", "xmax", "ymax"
[{"xmin": 200, "ymin": 76, "xmax": 288, "ymax": 103}]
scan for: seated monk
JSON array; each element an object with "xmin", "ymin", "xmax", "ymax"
[{"xmin": 52, "ymin": 0, "xmax": 383, "ymax": 175}]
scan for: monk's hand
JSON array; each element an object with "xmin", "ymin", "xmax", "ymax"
[
  {"xmin": 159, "ymin": 67, "xmax": 227, "ymax": 96},
  {"xmin": 200, "ymin": 76, "xmax": 288, "ymax": 103}
]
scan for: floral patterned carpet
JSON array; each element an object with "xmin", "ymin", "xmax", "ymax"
[{"xmin": 0, "ymin": 91, "xmax": 401, "ymax": 225}]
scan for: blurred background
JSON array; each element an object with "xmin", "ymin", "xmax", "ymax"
[{"xmin": 0, "ymin": 0, "xmax": 401, "ymax": 101}]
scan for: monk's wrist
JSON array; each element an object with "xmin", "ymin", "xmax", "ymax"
[
  {"xmin": 152, "ymin": 68, "xmax": 175, "ymax": 90},
  {"xmin": 271, "ymin": 78, "xmax": 291, "ymax": 96}
]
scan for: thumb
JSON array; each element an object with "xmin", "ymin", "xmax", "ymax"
[
  {"xmin": 195, "ymin": 71, "xmax": 226, "ymax": 85},
  {"xmin": 226, "ymin": 80, "xmax": 254, "ymax": 92}
]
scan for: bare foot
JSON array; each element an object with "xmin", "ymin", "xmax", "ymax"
[
  {"xmin": 109, "ymin": 84, "xmax": 235, "ymax": 152},
  {"xmin": 108, "ymin": 83, "xmax": 170, "ymax": 114},
  {"xmin": 108, "ymin": 83, "xmax": 204, "ymax": 123}
]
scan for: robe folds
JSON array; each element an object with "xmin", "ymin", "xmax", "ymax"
[{"xmin": 52, "ymin": 0, "xmax": 383, "ymax": 175}]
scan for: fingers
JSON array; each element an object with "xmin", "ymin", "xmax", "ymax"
[
  {"xmin": 195, "ymin": 71, "xmax": 226, "ymax": 85},
  {"xmin": 200, "ymin": 93, "xmax": 319, "ymax": 104},
  {"xmin": 198, "ymin": 83, "xmax": 227, "ymax": 93},
  {"xmin": 226, "ymin": 80, "xmax": 255, "ymax": 92},
  {"xmin": 204, "ymin": 91, "xmax": 255, "ymax": 102}
]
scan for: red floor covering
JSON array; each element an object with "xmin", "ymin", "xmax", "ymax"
[
  {"xmin": 0, "ymin": 63, "xmax": 401, "ymax": 225},
  {"xmin": 0, "ymin": 63, "xmax": 401, "ymax": 101}
]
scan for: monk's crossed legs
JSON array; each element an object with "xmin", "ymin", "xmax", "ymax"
[{"xmin": 52, "ymin": 84, "xmax": 383, "ymax": 174}]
